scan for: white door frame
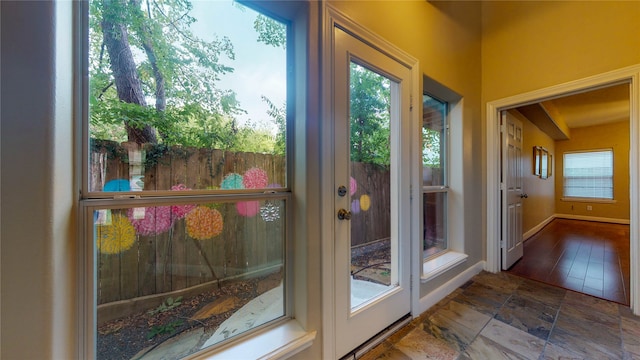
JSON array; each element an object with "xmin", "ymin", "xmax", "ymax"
[
  {"xmin": 321, "ymin": 5, "xmax": 420, "ymax": 358},
  {"xmin": 486, "ymin": 64, "xmax": 640, "ymax": 314}
]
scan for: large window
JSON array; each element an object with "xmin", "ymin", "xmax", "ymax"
[
  {"xmin": 83, "ymin": 1, "xmax": 291, "ymax": 358},
  {"xmin": 422, "ymin": 94, "xmax": 448, "ymax": 258},
  {"xmin": 563, "ymin": 150, "xmax": 614, "ymax": 199}
]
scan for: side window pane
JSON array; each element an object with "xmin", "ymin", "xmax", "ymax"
[
  {"xmin": 423, "ymin": 192, "xmax": 447, "ymax": 257},
  {"xmin": 94, "ymin": 199, "xmax": 286, "ymax": 358},
  {"xmin": 89, "ymin": 1, "xmax": 287, "ymax": 193},
  {"xmin": 422, "ymin": 94, "xmax": 448, "ymax": 257},
  {"xmin": 422, "ymin": 95, "xmax": 446, "ymax": 186}
]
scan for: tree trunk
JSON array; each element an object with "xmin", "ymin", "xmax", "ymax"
[
  {"xmin": 101, "ymin": 0, "xmax": 157, "ymax": 144},
  {"xmin": 136, "ymin": 0, "xmax": 166, "ymax": 114}
]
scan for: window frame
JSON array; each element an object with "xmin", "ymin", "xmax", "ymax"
[
  {"xmin": 76, "ymin": 1, "xmax": 310, "ymax": 358},
  {"xmin": 422, "ymin": 93, "xmax": 450, "ymax": 260},
  {"xmin": 562, "ymin": 149, "xmax": 614, "ymax": 201},
  {"xmin": 418, "ymin": 75, "xmax": 467, "ymax": 282}
]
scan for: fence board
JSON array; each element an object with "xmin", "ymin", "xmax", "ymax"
[
  {"xmin": 120, "ymin": 236, "xmax": 139, "ymax": 301},
  {"xmin": 171, "ymin": 220, "xmax": 188, "ymax": 291},
  {"xmin": 137, "ymin": 234, "xmax": 156, "ymax": 297},
  {"xmin": 198, "ymin": 149, "xmax": 212, "ymax": 189},
  {"xmin": 172, "ymin": 147, "xmax": 188, "ymax": 188},
  {"xmin": 210, "ymin": 149, "xmax": 225, "ymax": 186},
  {"xmin": 98, "ymin": 252, "xmax": 120, "ymax": 304},
  {"xmin": 154, "ymin": 229, "xmax": 172, "ymax": 294},
  {"xmin": 207, "ymin": 204, "xmax": 226, "ymax": 280}
]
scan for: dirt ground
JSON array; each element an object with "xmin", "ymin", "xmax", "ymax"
[{"xmin": 97, "ymin": 272, "xmax": 281, "ymax": 360}]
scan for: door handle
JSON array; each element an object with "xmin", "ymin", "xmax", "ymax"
[
  {"xmin": 520, "ymin": 193, "xmax": 528, "ymax": 198},
  {"xmin": 337, "ymin": 208, "xmax": 352, "ymax": 220}
]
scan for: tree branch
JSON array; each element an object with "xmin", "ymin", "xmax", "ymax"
[
  {"xmin": 98, "ymin": 81, "xmax": 114, "ymax": 99},
  {"xmin": 151, "ymin": 0, "xmax": 197, "ymax": 43}
]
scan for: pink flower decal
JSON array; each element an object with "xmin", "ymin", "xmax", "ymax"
[
  {"xmin": 350, "ymin": 176, "xmax": 358, "ymax": 196},
  {"xmin": 243, "ymin": 167, "xmax": 268, "ymax": 189},
  {"xmin": 236, "ymin": 201, "xmax": 260, "ymax": 217},
  {"xmin": 170, "ymin": 184, "xmax": 196, "ymax": 219},
  {"xmin": 127, "ymin": 206, "xmax": 173, "ymax": 236},
  {"xmin": 185, "ymin": 206, "xmax": 224, "ymax": 240},
  {"xmin": 96, "ymin": 214, "xmax": 136, "ymax": 254}
]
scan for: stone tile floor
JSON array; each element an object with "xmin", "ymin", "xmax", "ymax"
[{"xmin": 361, "ymin": 271, "xmax": 640, "ymax": 360}]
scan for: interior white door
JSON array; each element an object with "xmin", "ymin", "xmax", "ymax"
[
  {"xmin": 502, "ymin": 110, "xmax": 525, "ymax": 270},
  {"xmin": 333, "ymin": 27, "xmax": 412, "ymax": 358}
]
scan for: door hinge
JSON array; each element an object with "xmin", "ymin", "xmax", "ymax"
[
  {"xmin": 500, "ymin": 124, "xmax": 506, "ymax": 133},
  {"xmin": 500, "ymin": 240, "xmax": 505, "ymax": 248},
  {"xmin": 499, "ymin": 183, "xmax": 505, "ymax": 191},
  {"xmin": 410, "ymin": 94, "xmax": 413, "ymax": 111}
]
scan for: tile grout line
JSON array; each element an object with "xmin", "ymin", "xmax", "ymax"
[
  {"xmin": 539, "ymin": 290, "xmax": 565, "ymax": 359},
  {"xmin": 459, "ymin": 279, "xmax": 518, "ymax": 358},
  {"xmin": 618, "ymin": 305, "xmax": 626, "ymax": 359}
]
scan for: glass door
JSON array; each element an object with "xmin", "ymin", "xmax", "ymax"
[{"xmin": 333, "ymin": 26, "xmax": 412, "ymax": 358}]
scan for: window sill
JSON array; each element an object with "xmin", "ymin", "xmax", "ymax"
[
  {"xmin": 561, "ymin": 197, "xmax": 616, "ymax": 204},
  {"xmin": 196, "ymin": 320, "xmax": 316, "ymax": 360},
  {"xmin": 421, "ymin": 251, "xmax": 468, "ymax": 283}
]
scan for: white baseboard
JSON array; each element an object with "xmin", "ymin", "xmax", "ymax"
[
  {"xmin": 413, "ymin": 260, "xmax": 485, "ymax": 316},
  {"xmin": 555, "ymin": 213, "xmax": 630, "ymax": 225},
  {"xmin": 523, "ymin": 214, "xmax": 556, "ymax": 241}
]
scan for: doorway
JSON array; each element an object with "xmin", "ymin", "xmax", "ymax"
[
  {"xmin": 323, "ymin": 7, "xmax": 419, "ymax": 359},
  {"xmin": 486, "ymin": 65, "xmax": 640, "ymax": 315}
]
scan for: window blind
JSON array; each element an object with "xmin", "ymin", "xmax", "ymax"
[{"xmin": 563, "ymin": 150, "xmax": 613, "ymax": 199}]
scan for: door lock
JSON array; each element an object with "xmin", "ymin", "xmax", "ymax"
[
  {"xmin": 337, "ymin": 208, "xmax": 352, "ymax": 220},
  {"xmin": 337, "ymin": 185, "xmax": 348, "ymax": 197},
  {"xmin": 520, "ymin": 193, "xmax": 528, "ymax": 198}
]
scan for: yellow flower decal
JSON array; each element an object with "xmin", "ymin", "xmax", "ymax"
[
  {"xmin": 360, "ymin": 194, "xmax": 371, "ymax": 211},
  {"xmin": 96, "ymin": 214, "xmax": 136, "ymax": 254},
  {"xmin": 186, "ymin": 206, "xmax": 224, "ymax": 240}
]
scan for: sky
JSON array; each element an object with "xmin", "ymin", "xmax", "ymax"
[{"xmin": 189, "ymin": 1, "xmax": 287, "ymax": 133}]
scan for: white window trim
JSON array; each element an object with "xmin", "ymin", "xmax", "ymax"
[
  {"xmin": 193, "ymin": 320, "xmax": 316, "ymax": 360},
  {"xmin": 421, "ymin": 251, "xmax": 468, "ymax": 283},
  {"xmin": 418, "ymin": 76, "xmax": 465, "ymax": 281},
  {"xmin": 561, "ymin": 197, "xmax": 617, "ymax": 204},
  {"xmin": 562, "ymin": 149, "xmax": 614, "ymax": 201}
]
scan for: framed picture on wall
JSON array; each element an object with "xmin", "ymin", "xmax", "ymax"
[
  {"xmin": 533, "ymin": 146, "xmax": 541, "ymax": 176},
  {"xmin": 540, "ymin": 148, "xmax": 548, "ymax": 179},
  {"xmin": 548, "ymin": 154, "xmax": 553, "ymax": 177}
]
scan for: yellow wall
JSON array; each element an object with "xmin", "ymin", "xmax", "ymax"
[
  {"xmin": 327, "ymin": 1, "xmax": 484, "ymax": 298},
  {"xmin": 512, "ymin": 110, "xmax": 556, "ymax": 235},
  {"xmin": 482, "ymin": 1, "xmax": 640, "ymax": 101},
  {"xmin": 554, "ymin": 121, "xmax": 630, "ymax": 220}
]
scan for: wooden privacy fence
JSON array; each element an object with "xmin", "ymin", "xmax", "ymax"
[
  {"xmin": 91, "ymin": 140, "xmax": 390, "ymax": 305},
  {"xmin": 90, "ymin": 140, "xmax": 287, "ymax": 192},
  {"xmin": 349, "ymin": 162, "xmax": 391, "ymax": 247}
]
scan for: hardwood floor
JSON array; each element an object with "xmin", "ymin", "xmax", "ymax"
[{"xmin": 507, "ymin": 218, "xmax": 630, "ymax": 305}]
